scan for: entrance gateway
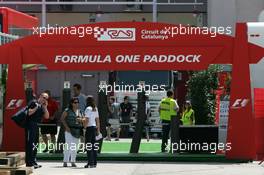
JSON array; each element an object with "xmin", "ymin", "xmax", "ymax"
[{"xmin": 0, "ymin": 22, "xmax": 263, "ymax": 160}]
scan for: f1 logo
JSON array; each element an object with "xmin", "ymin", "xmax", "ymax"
[
  {"xmin": 6, "ymin": 99, "xmax": 24, "ymax": 109},
  {"xmin": 231, "ymin": 99, "xmax": 249, "ymax": 109}
]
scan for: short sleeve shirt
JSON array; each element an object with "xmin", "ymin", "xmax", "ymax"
[
  {"xmin": 120, "ymin": 102, "xmax": 132, "ymax": 117},
  {"xmin": 47, "ymin": 98, "xmax": 59, "ymax": 117},
  {"xmin": 42, "ymin": 98, "xmax": 59, "ymax": 122},
  {"xmin": 84, "ymin": 106, "xmax": 99, "ymax": 127}
]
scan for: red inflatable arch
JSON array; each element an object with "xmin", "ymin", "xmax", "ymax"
[{"xmin": 0, "ymin": 22, "xmax": 263, "ymax": 160}]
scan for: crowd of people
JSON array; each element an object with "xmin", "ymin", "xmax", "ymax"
[
  {"xmin": 23, "ymin": 84, "xmax": 195, "ymax": 169},
  {"xmin": 25, "ymin": 84, "xmax": 100, "ymax": 169}
]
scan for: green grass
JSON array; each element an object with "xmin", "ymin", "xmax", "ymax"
[
  {"xmin": 101, "ymin": 142, "xmax": 161, "ymax": 153},
  {"xmin": 37, "ymin": 141, "xmax": 250, "ymax": 162},
  {"xmin": 38, "ymin": 140, "xmax": 161, "ymax": 153}
]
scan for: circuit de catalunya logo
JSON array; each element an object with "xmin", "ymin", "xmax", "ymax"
[{"xmin": 94, "ymin": 28, "xmax": 136, "ymax": 41}]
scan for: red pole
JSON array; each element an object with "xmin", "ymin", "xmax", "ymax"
[
  {"xmin": 226, "ymin": 23, "xmax": 256, "ymax": 160},
  {"xmin": 2, "ymin": 47, "xmax": 26, "ymax": 151}
]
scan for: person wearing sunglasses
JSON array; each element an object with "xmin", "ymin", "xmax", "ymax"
[
  {"xmin": 61, "ymin": 97, "xmax": 83, "ymax": 167},
  {"xmin": 25, "ymin": 92, "xmax": 49, "ymax": 169}
]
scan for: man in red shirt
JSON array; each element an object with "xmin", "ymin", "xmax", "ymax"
[{"xmin": 41, "ymin": 90, "xmax": 59, "ymax": 153}]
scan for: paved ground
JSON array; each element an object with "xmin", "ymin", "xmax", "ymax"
[{"xmin": 33, "ymin": 161, "xmax": 264, "ymax": 175}]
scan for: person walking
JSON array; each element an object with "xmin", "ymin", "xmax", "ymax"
[
  {"xmin": 84, "ymin": 96, "xmax": 100, "ymax": 168},
  {"xmin": 61, "ymin": 97, "xmax": 83, "ymax": 167},
  {"xmin": 158, "ymin": 90, "xmax": 179, "ymax": 153},
  {"xmin": 25, "ymin": 92, "xmax": 49, "ymax": 169}
]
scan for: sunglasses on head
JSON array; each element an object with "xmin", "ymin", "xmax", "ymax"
[{"xmin": 73, "ymin": 101, "xmax": 79, "ymax": 104}]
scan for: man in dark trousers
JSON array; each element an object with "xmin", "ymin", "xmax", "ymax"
[
  {"xmin": 159, "ymin": 90, "xmax": 179, "ymax": 152},
  {"xmin": 119, "ymin": 96, "xmax": 133, "ymax": 140},
  {"xmin": 26, "ymin": 92, "xmax": 49, "ymax": 169}
]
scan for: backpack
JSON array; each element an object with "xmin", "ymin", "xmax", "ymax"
[{"xmin": 11, "ymin": 107, "xmax": 29, "ymax": 128}]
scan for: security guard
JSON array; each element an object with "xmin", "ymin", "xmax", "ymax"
[
  {"xmin": 159, "ymin": 90, "xmax": 179, "ymax": 152},
  {"xmin": 181, "ymin": 101, "xmax": 195, "ymax": 125}
]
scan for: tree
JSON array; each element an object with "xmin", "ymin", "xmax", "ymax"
[{"xmin": 186, "ymin": 65, "xmax": 222, "ymax": 125}]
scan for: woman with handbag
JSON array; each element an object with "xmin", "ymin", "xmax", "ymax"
[{"xmin": 61, "ymin": 97, "xmax": 83, "ymax": 167}]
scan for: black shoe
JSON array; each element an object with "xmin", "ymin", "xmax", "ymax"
[
  {"xmin": 33, "ymin": 164, "xmax": 42, "ymax": 169},
  {"xmin": 33, "ymin": 162, "xmax": 40, "ymax": 165},
  {"xmin": 84, "ymin": 164, "xmax": 90, "ymax": 168},
  {"xmin": 33, "ymin": 162, "xmax": 42, "ymax": 168},
  {"xmin": 63, "ymin": 162, "xmax": 67, "ymax": 167},
  {"xmin": 71, "ymin": 163, "xmax": 77, "ymax": 167},
  {"xmin": 90, "ymin": 165, "xmax": 97, "ymax": 168}
]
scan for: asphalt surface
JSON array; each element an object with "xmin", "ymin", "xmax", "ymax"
[{"xmin": 33, "ymin": 161, "xmax": 264, "ymax": 175}]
